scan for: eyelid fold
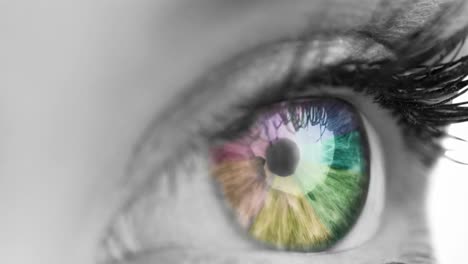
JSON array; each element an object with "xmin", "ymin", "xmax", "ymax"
[{"xmin": 123, "ymin": 33, "xmax": 395, "ymax": 202}]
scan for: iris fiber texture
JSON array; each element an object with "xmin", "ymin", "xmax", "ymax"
[{"xmin": 211, "ymin": 98, "xmax": 369, "ymax": 251}]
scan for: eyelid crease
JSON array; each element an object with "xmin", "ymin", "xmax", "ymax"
[
  {"xmin": 114, "ymin": 26, "xmax": 468, "ymax": 218},
  {"xmin": 119, "ymin": 33, "xmax": 395, "ymax": 205}
]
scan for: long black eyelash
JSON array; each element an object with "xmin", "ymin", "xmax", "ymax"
[
  {"xmin": 319, "ymin": 51, "xmax": 468, "ymax": 138},
  {"xmin": 292, "ymin": 27, "xmax": 468, "ymax": 162}
]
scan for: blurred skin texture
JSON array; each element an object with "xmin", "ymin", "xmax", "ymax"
[{"xmin": 3, "ymin": 1, "xmax": 468, "ymax": 264}]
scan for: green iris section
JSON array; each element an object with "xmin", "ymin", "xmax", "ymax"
[
  {"xmin": 248, "ymin": 129, "xmax": 369, "ymax": 251},
  {"xmin": 306, "ymin": 131, "xmax": 368, "ymax": 246}
]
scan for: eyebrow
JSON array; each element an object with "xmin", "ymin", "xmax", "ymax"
[
  {"xmin": 359, "ymin": 0, "xmax": 467, "ymax": 44},
  {"xmin": 169, "ymin": 0, "xmax": 468, "ymax": 41}
]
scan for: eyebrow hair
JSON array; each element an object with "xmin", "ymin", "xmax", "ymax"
[{"xmin": 358, "ymin": 0, "xmax": 467, "ymax": 44}]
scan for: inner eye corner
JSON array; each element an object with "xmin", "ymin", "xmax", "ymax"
[{"xmin": 209, "ymin": 96, "xmax": 381, "ymax": 253}]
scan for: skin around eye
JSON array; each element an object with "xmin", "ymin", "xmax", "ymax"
[
  {"xmin": 98, "ymin": 85, "xmax": 424, "ymax": 264},
  {"xmin": 210, "ymin": 98, "xmax": 369, "ymax": 251}
]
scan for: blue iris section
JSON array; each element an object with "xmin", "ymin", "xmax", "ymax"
[{"xmin": 323, "ymin": 101, "xmax": 359, "ymax": 137}]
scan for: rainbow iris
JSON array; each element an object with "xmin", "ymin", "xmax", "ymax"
[{"xmin": 211, "ymin": 98, "xmax": 369, "ymax": 251}]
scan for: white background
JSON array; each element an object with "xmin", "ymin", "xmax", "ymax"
[{"xmin": 428, "ymin": 94, "xmax": 468, "ymax": 263}]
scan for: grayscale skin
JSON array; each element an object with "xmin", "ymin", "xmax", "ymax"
[{"xmin": 3, "ymin": 1, "xmax": 468, "ymax": 264}]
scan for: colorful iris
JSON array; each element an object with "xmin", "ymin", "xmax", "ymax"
[{"xmin": 211, "ymin": 98, "xmax": 369, "ymax": 251}]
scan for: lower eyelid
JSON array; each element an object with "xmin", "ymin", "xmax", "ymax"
[
  {"xmin": 105, "ymin": 246, "xmax": 400, "ymax": 264},
  {"xmin": 99, "ymin": 85, "xmax": 431, "ymax": 264}
]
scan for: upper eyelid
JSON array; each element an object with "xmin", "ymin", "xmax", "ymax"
[
  {"xmin": 111, "ymin": 0, "xmax": 468, "ymax": 206},
  {"xmin": 120, "ymin": 33, "xmax": 395, "ymax": 204},
  {"xmin": 120, "ymin": 40, "xmax": 300, "ymax": 197},
  {"xmin": 115, "ymin": 27, "xmax": 468, "ymax": 219}
]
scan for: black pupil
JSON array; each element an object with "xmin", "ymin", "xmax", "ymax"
[{"xmin": 265, "ymin": 138, "xmax": 300, "ymax": 177}]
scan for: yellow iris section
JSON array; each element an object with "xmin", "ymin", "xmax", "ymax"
[
  {"xmin": 268, "ymin": 174, "xmax": 303, "ymax": 196},
  {"xmin": 249, "ymin": 186, "xmax": 331, "ymax": 249},
  {"xmin": 213, "ymin": 158, "xmax": 332, "ymax": 249}
]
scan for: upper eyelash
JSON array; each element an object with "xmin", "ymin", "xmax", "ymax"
[
  {"xmin": 278, "ymin": 26, "xmax": 468, "ymax": 163},
  {"xmin": 297, "ymin": 50, "xmax": 468, "ymax": 135},
  {"xmin": 124, "ymin": 17, "xmax": 468, "ymax": 204}
]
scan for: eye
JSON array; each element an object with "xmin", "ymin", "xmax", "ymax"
[
  {"xmin": 97, "ymin": 92, "xmax": 387, "ymax": 263},
  {"xmin": 210, "ymin": 98, "xmax": 370, "ymax": 251},
  {"xmin": 97, "ymin": 28, "xmax": 468, "ymax": 263}
]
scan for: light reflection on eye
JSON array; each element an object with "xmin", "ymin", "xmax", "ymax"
[{"xmin": 210, "ymin": 98, "xmax": 370, "ymax": 251}]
